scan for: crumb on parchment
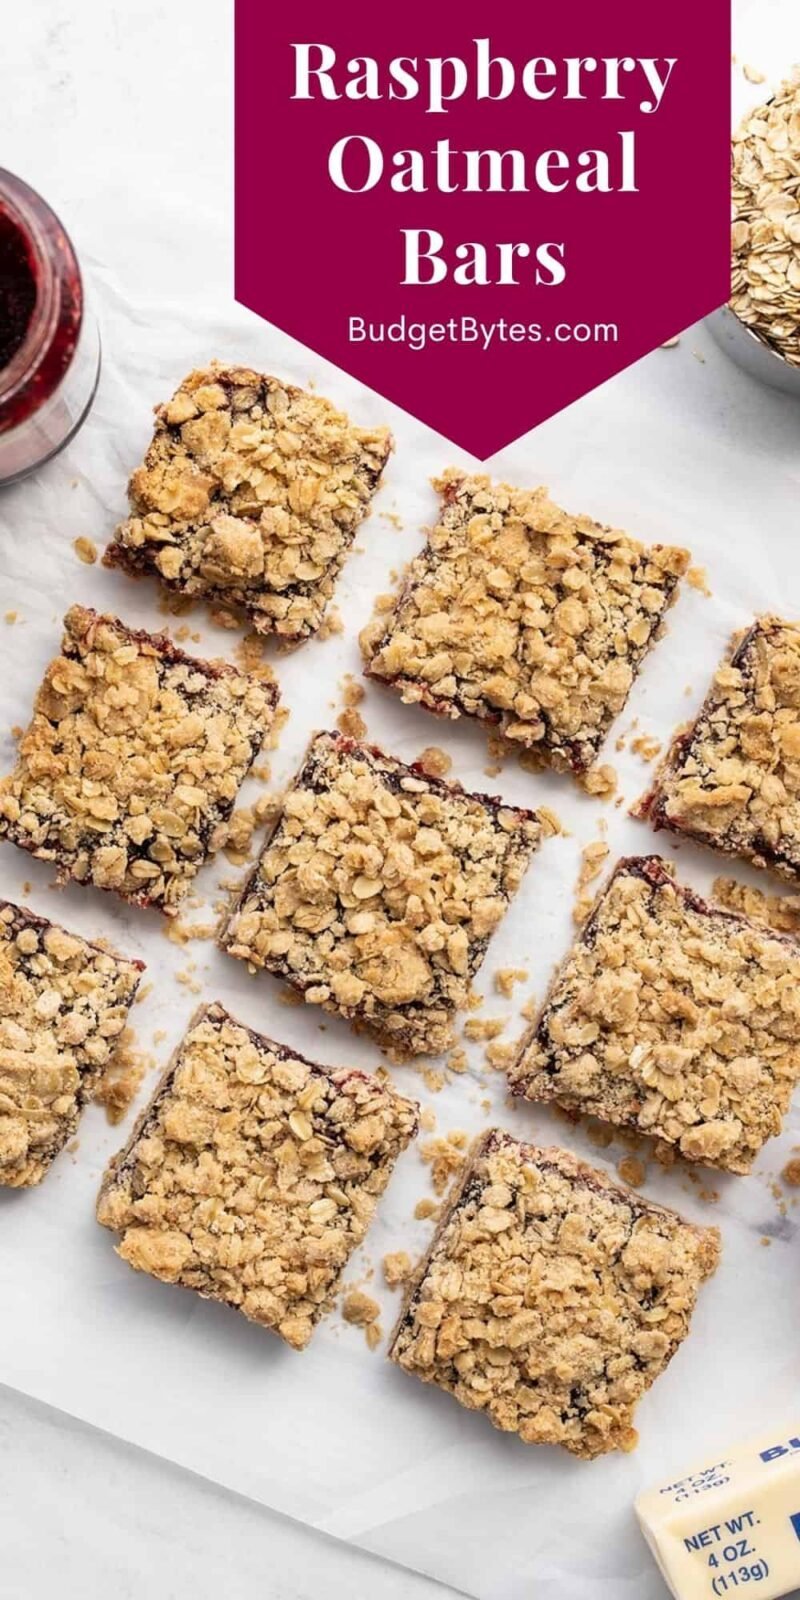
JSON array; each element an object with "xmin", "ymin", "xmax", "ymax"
[
  {"xmin": 383, "ymin": 1250, "xmax": 412, "ymax": 1287},
  {"xmin": 342, "ymin": 1289, "xmax": 380, "ymax": 1325},
  {"xmin": 574, "ymin": 839, "xmax": 610, "ymax": 925},
  {"xmin": 687, "ymin": 566, "xmax": 711, "ymax": 597},
  {"xmin": 420, "ymin": 1131, "xmax": 469, "ymax": 1194},
  {"xmin": 415, "ymin": 746, "xmax": 452, "ymax": 779},
  {"xmin": 617, "ymin": 1154, "xmax": 647, "ymax": 1188},
  {"xmin": 630, "ymin": 733, "xmax": 662, "ymax": 763},
  {"xmin": 579, "ymin": 764, "xmax": 617, "ymax": 800},
  {"xmin": 464, "ymin": 1018, "xmax": 505, "ymax": 1042},
  {"xmin": 495, "ymin": 967, "xmax": 528, "ymax": 998},
  {"xmin": 337, "ymin": 706, "xmax": 367, "ymax": 739},
  {"xmin": 73, "ymin": 537, "xmax": 97, "ymax": 565}
]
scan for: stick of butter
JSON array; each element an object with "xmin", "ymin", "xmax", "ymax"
[
  {"xmin": 636, "ymin": 1433, "xmax": 800, "ymax": 1593},
  {"xmin": 636, "ymin": 1428, "xmax": 800, "ymax": 1599}
]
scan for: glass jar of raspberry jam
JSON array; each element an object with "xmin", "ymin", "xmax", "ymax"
[{"xmin": 0, "ymin": 170, "xmax": 100, "ymax": 485}]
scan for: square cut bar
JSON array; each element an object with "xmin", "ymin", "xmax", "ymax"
[
  {"xmin": 389, "ymin": 1129, "xmax": 719, "ymax": 1459},
  {"xmin": 510, "ymin": 855, "xmax": 800, "ymax": 1173},
  {"xmin": 362, "ymin": 469, "xmax": 689, "ymax": 775},
  {"xmin": 96, "ymin": 1002, "xmax": 418, "ymax": 1348},
  {"xmin": 0, "ymin": 606, "xmax": 278, "ymax": 914},
  {"xmin": 636, "ymin": 617, "xmax": 800, "ymax": 883},
  {"xmin": 221, "ymin": 731, "xmax": 542, "ymax": 1055},
  {"xmin": 0, "ymin": 899, "xmax": 143, "ymax": 1187},
  {"xmin": 104, "ymin": 363, "xmax": 393, "ymax": 644}
]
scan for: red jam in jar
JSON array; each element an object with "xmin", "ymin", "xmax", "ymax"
[{"xmin": 0, "ymin": 170, "xmax": 100, "ymax": 484}]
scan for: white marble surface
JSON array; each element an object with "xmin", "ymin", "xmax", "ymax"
[{"xmin": 2, "ymin": 2, "xmax": 800, "ymax": 1598}]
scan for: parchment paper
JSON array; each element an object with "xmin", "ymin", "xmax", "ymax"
[{"xmin": 2, "ymin": 6, "xmax": 800, "ymax": 1598}]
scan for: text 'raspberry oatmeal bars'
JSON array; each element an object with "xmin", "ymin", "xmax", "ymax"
[
  {"xmin": 362, "ymin": 469, "xmax": 689, "ymax": 775},
  {"xmin": 636, "ymin": 617, "xmax": 800, "ymax": 884},
  {"xmin": 510, "ymin": 856, "xmax": 800, "ymax": 1174},
  {"xmin": 221, "ymin": 731, "xmax": 543, "ymax": 1055},
  {"xmin": 0, "ymin": 606, "xmax": 277, "ymax": 914},
  {"xmin": 0, "ymin": 900, "xmax": 143, "ymax": 1187},
  {"xmin": 389, "ymin": 1130, "xmax": 719, "ymax": 1459},
  {"xmin": 96, "ymin": 1002, "xmax": 418, "ymax": 1348},
  {"xmin": 104, "ymin": 363, "xmax": 392, "ymax": 644}
]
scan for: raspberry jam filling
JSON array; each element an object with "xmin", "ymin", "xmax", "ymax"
[
  {"xmin": 0, "ymin": 171, "xmax": 97, "ymax": 483},
  {"xmin": 0, "ymin": 205, "xmax": 37, "ymax": 372}
]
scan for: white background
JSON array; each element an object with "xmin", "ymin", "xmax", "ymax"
[{"xmin": 1, "ymin": 3, "xmax": 800, "ymax": 1598}]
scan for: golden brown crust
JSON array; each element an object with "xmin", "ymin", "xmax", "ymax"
[
  {"xmin": 0, "ymin": 606, "xmax": 277, "ymax": 913},
  {"xmin": 637, "ymin": 617, "xmax": 800, "ymax": 883},
  {"xmin": 510, "ymin": 855, "xmax": 800, "ymax": 1173},
  {"xmin": 389, "ymin": 1129, "xmax": 719, "ymax": 1459},
  {"xmin": 220, "ymin": 731, "xmax": 542, "ymax": 1055},
  {"xmin": 96, "ymin": 1002, "xmax": 418, "ymax": 1348},
  {"xmin": 362, "ymin": 470, "xmax": 689, "ymax": 775},
  {"xmin": 0, "ymin": 900, "xmax": 143, "ymax": 1187},
  {"xmin": 105, "ymin": 363, "xmax": 393, "ymax": 643}
]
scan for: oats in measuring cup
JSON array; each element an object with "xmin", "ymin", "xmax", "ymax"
[{"xmin": 730, "ymin": 67, "xmax": 800, "ymax": 365}]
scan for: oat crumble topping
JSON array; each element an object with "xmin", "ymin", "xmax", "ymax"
[
  {"xmin": 104, "ymin": 364, "xmax": 392, "ymax": 643},
  {"xmin": 389, "ymin": 1130, "xmax": 719, "ymax": 1458},
  {"xmin": 96, "ymin": 1002, "xmax": 418, "ymax": 1348},
  {"xmin": 0, "ymin": 606, "xmax": 277, "ymax": 913},
  {"xmin": 362, "ymin": 470, "xmax": 689, "ymax": 775},
  {"xmin": 221, "ymin": 731, "xmax": 542, "ymax": 1055},
  {"xmin": 0, "ymin": 900, "xmax": 143, "ymax": 1186},
  {"xmin": 511, "ymin": 855, "xmax": 800, "ymax": 1173},
  {"xmin": 637, "ymin": 618, "xmax": 800, "ymax": 883},
  {"xmin": 93, "ymin": 1029, "xmax": 149, "ymax": 1125},
  {"xmin": 712, "ymin": 876, "xmax": 800, "ymax": 934}
]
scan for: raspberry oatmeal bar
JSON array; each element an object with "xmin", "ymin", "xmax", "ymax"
[
  {"xmin": 389, "ymin": 1130, "xmax": 719, "ymax": 1458},
  {"xmin": 510, "ymin": 855, "xmax": 800, "ymax": 1173},
  {"xmin": 362, "ymin": 469, "xmax": 689, "ymax": 775},
  {"xmin": 0, "ymin": 606, "xmax": 277, "ymax": 913},
  {"xmin": 221, "ymin": 731, "xmax": 543, "ymax": 1055},
  {"xmin": 636, "ymin": 618, "xmax": 800, "ymax": 883},
  {"xmin": 104, "ymin": 363, "xmax": 392, "ymax": 644},
  {"xmin": 97, "ymin": 1002, "xmax": 418, "ymax": 1348},
  {"xmin": 0, "ymin": 900, "xmax": 143, "ymax": 1187}
]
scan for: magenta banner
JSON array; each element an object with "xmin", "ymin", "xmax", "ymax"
[{"xmin": 235, "ymin": 1, "xmax": 731, "ymax": 454}]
